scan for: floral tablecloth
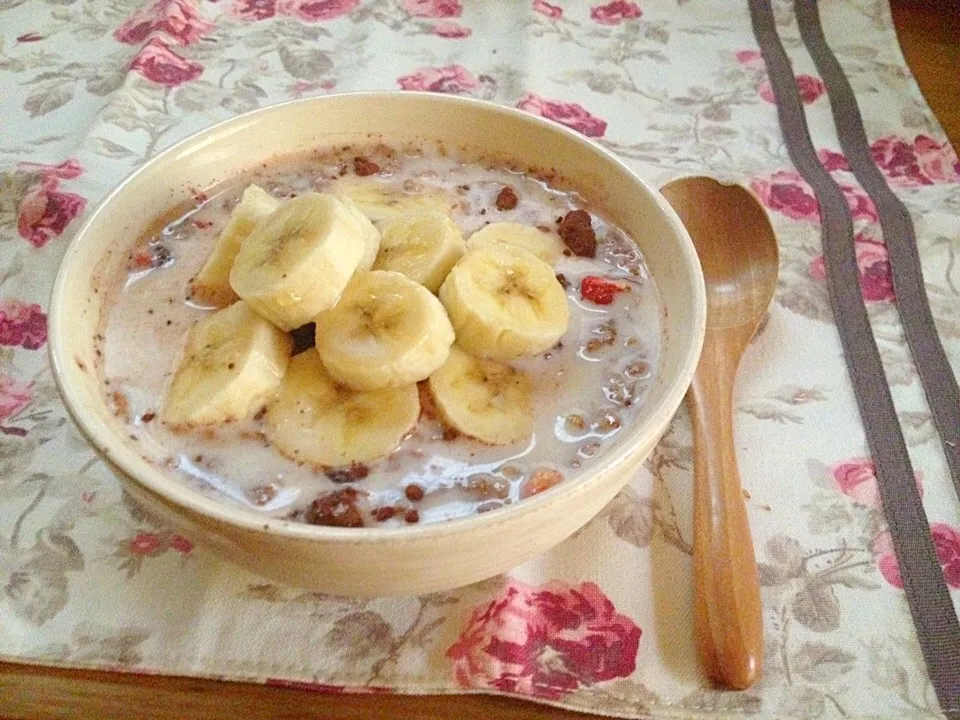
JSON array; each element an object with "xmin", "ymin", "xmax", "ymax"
[{"xmin": 1, "ymin": 0, "xmax": 959, "ymax": 717}]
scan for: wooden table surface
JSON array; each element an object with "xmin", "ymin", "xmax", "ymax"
[{"xmin": 2, "ymin": 3, "xmax": 958, "ymax": 718}]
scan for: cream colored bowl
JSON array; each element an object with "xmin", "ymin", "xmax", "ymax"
[{"xmin": 50, "ymin": 92, "xmax": 705, "ymax": 596}]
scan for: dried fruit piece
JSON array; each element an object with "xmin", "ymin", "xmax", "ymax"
[
  {"xmin": 521, "ymin": 468, "xmax": 563, "ymax": 499},
  {"xmin": 580, "ymin": 276, "xmax": 626, "ymax": 305}
]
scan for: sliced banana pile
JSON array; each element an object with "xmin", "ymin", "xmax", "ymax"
[
  {"xmin": 264, "ymin": 351, "xmax": 420, "ymax": 466},
  {"xmin": 229, "ymin": 193, "xmax": 372, "ymax": 331},
  {"xmin": 314, "ymin": 270, "xmax": 455, "ymax": 391},
  {"xmin": 190, "ymin": 185, "xmax": 281, "ymax": 308},
  {"xmin": 164, "ymin": 180, "xmax": 572, "ymax": 467},
  {"xmin": 162, "ymin": 300, "xmax": 292, "ymax": 427}
]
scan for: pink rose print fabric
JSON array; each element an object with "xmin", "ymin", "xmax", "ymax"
[
  {"xmin": 230, "ymin": 0, "xmax": 279, "ymax": 21},
  {"xmin": 872, "ymin": 525, "xmax": 960, "ymax": 590},
  {"xmin": 0, "ymin": 300, "xmax": 48, "ymax": 350},
  {"xmin": 447, "ymin": 580, "xmax": 640, "ymax": 700},
  {"xmin": 590, "ymin": 1, "xmax": 642, "ymax": 25},
  {"xmin": 758, "ymin": 74, "xmax": 825, "ymax": 105},
  {"xmin": 16, "ymin": 159, "xmax": 87, "ymax": 248},
  {"xmin": 817, "ymin": 148, "xmax": 850, "ymax": 172},
  {"xmin": 870, "ymin": 134, "xmax": 960, "ymax": 185},
  {"xmin": 397, "ymin": 65, "xmax": 478, "ymax": 94},
  {"xmin": 819, "ymin": 136, "xmax": 959, "ymax": 184},
  {"xmin": 431, "ymin": 21, "xmax": 471, "ymax": 38},
  {"xmin": 533, "ymin": 0, "xmax": 563, "ymax": 19},
  {"xmin": 230, "ymin": 0, "xmax": 356, "ymax": 22},
  {"xmin": 114, "ymin": 531, "xmax": 194, "ymax": 577},
  {"xmin": 516, "ymin": 92, "xmax": 607, "ymax": 137},
  {"xmin": 130, "ymin": 38, "xmax": 204, "ymax": 86},
  {"xmin": 279, "ymin": 0, "xmax": 359, "ymax": 23},
  {"xmin": 0, "ymin": 376, "xmax": 33, "ymax": 434},
  {"xmin": 830, "ymin": 457, "xmax": 922, "ymax": 509},
  {"xmin": 809, "ymin": 235, "xmax": 895, "ymax": 302},
  {"xmin": 750, "ymin": 170, "xmax": 878, "ymax": 224},
  {"xmin": 402, "ymin": 0, "xmax": 462, "ymax": 18},
  {"xmin": 114, "ymin": 0, "xmax": 214, "ymax": 46},
  {"xmin": 736, "ymin": 50, "xmax": 825, "ymax": 105}
]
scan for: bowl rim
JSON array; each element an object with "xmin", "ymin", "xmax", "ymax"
[{"xmin": 49, "ymin": 90, "xmax": 705, "ymax": 544}]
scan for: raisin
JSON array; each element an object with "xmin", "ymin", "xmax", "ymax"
[
  {"xmin": 305, "ymin": 488, "xmax": 365, "ymax": 527},
  {"xmin": 557, "ymin": 210, "xmax": 597, "ymax": 258},
  {"xmin": 353, "ymin": 156, "xmax": 380, "ymax": 176},
  {"xmin": 495, "ymin": 186, "xmax": 519, "ymax": 211},
  {"xmin": 373, "ymin": 506, "xmax": 397, "ymax": 522},
  {"xmin": 140, "ymin": 411, "xmax": 156, "ymax": 424},
  {"xmin": 405, "ymin": 484, "xmax": 425, "ymax": 502},
  {"xmin": 404, "ymin": 509, "xmax": 420, "ymax": 524},
  {"xmin": 555, "ymin": 273, "xmax": 569, "ymax": 289}
]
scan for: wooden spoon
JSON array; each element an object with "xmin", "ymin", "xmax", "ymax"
[{"xmin": 660, "ymin": 176, "xmax": 778, "ymax": 690}]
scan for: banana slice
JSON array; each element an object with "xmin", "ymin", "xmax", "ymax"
[
  {"xmin": 439, "ymin": 244, "xmax": 570, "ymax": 361},
  {"xmin": 264, "ymin": 351, "xmax": 419, "ymax": 466},
  {"xmin": 330, "ymin": 179, "xmax": 450, "ymax": 223},
  {"xmin": 466, "ymin": 222, "xmax": 564, "ymax": 265},
  {"xmin": 315, "ymin": 270, "xmax": 455, "ymax": 391},
  {"xmin": 337, "ymin": 195, "xmax": 381, "ymax": 271},
  {"xmin": 229, "ymin": 193, "xmax": 366, "ymax": 331},
  {"xmin": 162, "ymin": 301, "xmax": 292, "ymax": 427},
  {"xmin": 190, "ymin": 185, "xmax": 281, "ymax": 308},
  {"xmin": 428, "ymin": 347, "xmax": 533, "ymax": 445},
  {"xmin": 373, "ymin": 211, "xmax": 466, "ymax": 292}
]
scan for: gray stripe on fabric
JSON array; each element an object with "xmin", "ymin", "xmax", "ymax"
[
  {"xmin": 794, "ymin": 0, "xmax": 960, "ymax": 506},
  {"xmin": 748, "ymin": 1, "xmax": 960, "ymax": 716}
]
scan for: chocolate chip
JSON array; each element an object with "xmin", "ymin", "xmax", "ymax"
[
  {"xmin": 404, "ymin": 484, "xmax": 425, "ymax": 502},
  {"xmin": 290, "ymin": 322, "xmax": 316, "ymax": 355},
  {"xmin": 555, "ymin": 273, "xmax": 569, "ymax": 289},
  {"xmin": 495, "ymin": 186, "xmax": 519, "ymax": 211},
  {"xmin": 140, "ymin": 411, "xmax": 155, "ymax": 423},
  {"xmin": 557, "ymin": 210, "xmax": 597, "ymax": 258},
  {"xmin": 404, "ymin": 508, "xmax": 420, "ymax": 524}
]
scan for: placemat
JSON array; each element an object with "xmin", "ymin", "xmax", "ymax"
[{"xmin": 1, "ymin": 0, "xmax": 958, "ymax": 717}]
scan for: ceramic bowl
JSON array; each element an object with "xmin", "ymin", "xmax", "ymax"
[{"xmin": 49, "ymin": 92, "xmax": 705, "ymax": 596}]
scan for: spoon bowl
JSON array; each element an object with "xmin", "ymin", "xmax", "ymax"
[
  {"xmin": 661, "ymin": 176, "xmax": 779, "ymax": 690},
  {"xmin": 664, "ymin": 176, "xmax": 779, "ymax": 333}
]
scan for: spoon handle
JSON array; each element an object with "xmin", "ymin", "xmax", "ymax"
[{"xmin": 687, "ymin": 346, "xmax": 763, "ymax": 690}]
